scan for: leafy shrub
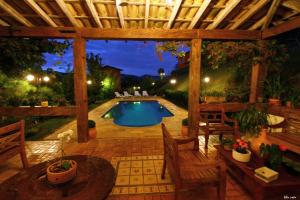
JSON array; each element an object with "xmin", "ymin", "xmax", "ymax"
[
  {"xmin": 88, "ymin": 120, "xmax": 96, "ymax": 128},
  {"xmin": 164, "ymin": 90, "xmax": 188, "ymax": 109}
]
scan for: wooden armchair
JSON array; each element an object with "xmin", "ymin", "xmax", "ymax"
[
  {"xmin": 161, "ymin": 123, "xmax": 226, "ymax": 200},
  {"xmin": 199, "ymin": 108, "xmax": 239, "ymax": 149},
  {"xmin": 0, "ymin": 120, "xmax": 28, "ymax": 168}
]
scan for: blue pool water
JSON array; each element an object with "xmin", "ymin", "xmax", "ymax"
[{"xmin": 102, "ymin": 101, "xmax": 174, "ymax": 127}]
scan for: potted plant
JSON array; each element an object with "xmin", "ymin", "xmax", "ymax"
[
  {"xmin": 264, "ymin": 75, "xmax": 285, "ymax": 106},
  {"xmin": 47, "ymin": 130, "xmax": 77, "ymax": 184},
  {"xmin": 204, "ymin": 91, "xmax": 226, "ymax": 103},
  {"xmin": 181, "ymin": 118, "xmax": 188, "ymax": 136},
  {"xmin": 285, "ymin": 89, "xmax": 300, "ymax": 108},
  {"xmin": 259, "ymin": 143, "xmax": 287, "ymax": 171},
  {"xmin": 232, "ymin": 139, "xmax": 251, "ymax": 162},
  {"xmin": 236, "ymin": 106, "xmax": 269, "ymax": 152},
  {"xmin": 88, "ymin": 120, "xmax": 97, "ymax": 139},
  {"xmin": 221, "ymin": 138, "xmax": 234, "ymax": 151}
]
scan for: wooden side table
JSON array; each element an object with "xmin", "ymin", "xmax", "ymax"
[
  {"xmin": 0, "ymin": 155, "xmax": 116, "ymax": 200},
  {"xmin": 215, "ymin": 145, "xmax": 300, "ymax": 200}
]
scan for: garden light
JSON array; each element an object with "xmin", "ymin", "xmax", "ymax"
[
  {"xmin": 170, "ymin": 79, "xmax": 177, "ymax": 84},
  {"xmin": 87, "ymin": 80, "xmax": 92, "ymax": 85},
  {"xmin": 152, "ymin": 82, "xmax": 155, "ymax": 86},
  {"xmin": 43, "ymin": 76, "xmax": 50, "ymax": 82},
  {"xmin": 26, "ymin": 74, "xmax": 35, "ymax": 82},
  {"xmin": 204, "ymin": 77, "xmax": 210, "ymax": 83}
]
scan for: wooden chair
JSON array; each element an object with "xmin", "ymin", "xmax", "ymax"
[
  {"xmin": 161, "ymin": 123, "xmax": 226, "ymax": 200},
  {"xmin": 199, "ymin": 107, "xmax": 239, "ymax": 149},
  {"xmin": 0, "ymin": 120, "xmax": 29, "ymax": 168}
]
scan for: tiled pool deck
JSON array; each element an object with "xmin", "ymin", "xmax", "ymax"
[{"xmin": 0, "ymin": 97, "xmax": 252, "ymax": 200}]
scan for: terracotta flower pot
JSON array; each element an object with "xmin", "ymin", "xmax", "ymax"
[
  {"xmin": 89, "ymin": 127, "xmax": 97, "ymax": 139},
  {"xmin": 268, "ymin": 98, "xmax": 280, "ymax": 106},
  {"xmin": 181, "ymin": 125, "xmax": 188, "ymax": 136},
  {"xmin": 47, "ymin": 160, "xmax": 77, "ymax": 185},
  {"xmin": 232, "ymin": 149, "xmax": 251, "ymax": 163}
]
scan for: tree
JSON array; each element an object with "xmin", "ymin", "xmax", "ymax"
[
  {"xmin": 0, "ymin": 38, "xmax": 70, "ymax": 77},
  {"xmin": 158, "ymin": 68, "xmax": 165, "ymax": 80}
]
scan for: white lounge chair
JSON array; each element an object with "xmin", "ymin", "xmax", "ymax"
[
  {"xmin": 114, "ymin": 92, "xmax": 124, "ymax": 98},
  {"xmin": 142, "ymin": 91, "xmax": 149, "ymax": 97},
  {"xmin": 134, "ymin": 91, "xmax": 142, "ymax": 96},
  {"xmin": 123, "ymin": 91, "xmax": 133, "ymax": 97}
]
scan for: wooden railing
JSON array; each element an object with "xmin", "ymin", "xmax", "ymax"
[{"xmin": 0, "ymin": 106, "xmax": 76, "ymax": 116}]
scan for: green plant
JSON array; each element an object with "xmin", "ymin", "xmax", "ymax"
[
  {"xmin": 182, "ymin": 118, "xmax": 188, "ymax": 126},
  {"xmin": 236, "ymin": 106, "xmax": 268, "ymax": 137},
  {"xmin": 264, "ymin": 75, "xmax": 285, "ymax": 99},
  {"xmin": 221, "ymin": 138, "xmax": 234, "ymax": 146},
  {"xmin": 259, "ymin": 143, "xmax": 286, "ymax": 170},
  {"xmin": 88, "ymin": 120, "xmax": 96, "ymax": 128},
  {"xmin": 286, "ymin": 88, "xmax": 300, "ymax": 107}
]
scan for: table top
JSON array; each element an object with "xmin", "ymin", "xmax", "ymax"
[
  {"xmin": 0, "ymin": 155, "xmax": 116, "ymax": 200},
  {"xmin": 215, "ymin": 145, "xmax": 300, "ymax": 187}
]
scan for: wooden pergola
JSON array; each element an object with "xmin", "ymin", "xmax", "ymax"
[{"xmin": 0, "ymin": 0, "xmax": 300, "ymax": 142}]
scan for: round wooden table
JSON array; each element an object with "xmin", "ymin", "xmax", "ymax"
[{"xmin": 0, "ymin": 155, "xmax": 116, "ymax": 200}]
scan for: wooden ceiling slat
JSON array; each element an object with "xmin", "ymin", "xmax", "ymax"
[
  {"xmin": 55, "ymin": 0, "xmax": 81, "ymax": 27},
  {"xmin": 115, "ymin": 0, "xmax": 125, "ymax": 28},
  {"xmin": 249, "ymin": 15, "xmax": 266, "ymax": 30},
  {"xmin": 0, "ymin": 18, "xmax": 9, "ymax": 26},
  {"xmin": 282, "ymin": 0, "xmax": 300, "ymax": 13},
  {"xmin": 188, "ymin": 0, "xmax": 212, "ymax": 29},
  {"xmin": 25, "ymin": 0, "xmax": 58, "ymax": 27},
  {"xmin": 84, "ymin": 0, "xmax": 103, "ymax": 28},
  {"xmin": 167, "ymin": 0, "xmax": 183, "ymax": 28},
  {"xmin": 262, "ymin": 0, "xmax": 281, "ymax": 29},
  {"xmin": 207, "ymin": 0, "xmax": 242, "ymax": 30},
  {"xmin": 144, "ymin": 0, "xmax": 150, "ymax": 28},
  {"xmin": 229, "ymin": 0, "xmax": 269, "ymax": 30},
  {"xmin": 0, "ymin": 0, "xmax": 34, "ymax": 27}
]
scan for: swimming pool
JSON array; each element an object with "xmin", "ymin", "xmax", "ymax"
[{"xmin": 102, "ymin": 100, "xmax": 174, "ymax": 127}]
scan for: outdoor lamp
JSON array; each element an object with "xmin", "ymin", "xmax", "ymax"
[
  {"xmin": 43, "ymin": 76, "xmax": 50, "ymax": 82},
  {"xmin": 26, "ymin": 74, "xmax": 35, "ymax": 82},
  {"xmin": 87, "ymin": 80, "xmax": 92, "ymax": 85},
  {"xmin": 170, "ymin": 79, "xmax": 177, "ymax": 84},
  {"xmin": 204, "ymin": 77, "xmax": 210, "ymax": 83}
]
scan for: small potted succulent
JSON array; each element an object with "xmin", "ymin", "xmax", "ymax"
[
  {"xmin": 259, "ymin": 143, "xmax": 287, "ymax": 171},
  {"xmin": 232, "ymin": 139, "xmax": 251, "ymax": 162},
  {"xmin": 88, "ymin": 120, "xmax": 97, "ymax": 139},
  {"xmin": 47, "ymin": 130, "xmax": 77, "ymax": 185},
  {"xmin": 221, "ymin": 138, "xmax": 234, "ymax": 151},
  {"xmin": 181, "ymin": 118, "xmax": 188, "ymax": 136}
]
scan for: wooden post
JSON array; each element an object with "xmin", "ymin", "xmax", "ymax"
[
  {"xmin": 188, "ymin": 39, "xmax": 201, "ymax": 139},
  {"xmin": 249, "ymin": 63, "xmax": 260, "ymax": 103},
  {"xmin": 74, "ymin": 37, "xmax": 88, "ymax": 142}
]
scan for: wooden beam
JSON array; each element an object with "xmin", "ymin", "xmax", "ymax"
[
  {"xmin": 206, "ymin": 0, "xmax": 241, "ymax": 30},
  {"xmin": 249, "ymin": 16, "xmax": 266, "ymax": 30},
  {"xmin": 282, "ymin": 0, "xmax": 300, "ymax": 13},
  {"xmin": 115, "ymin": 0, "xmax": 125, "ymax": 28},
  {"xmin": 249, "ymin": 63, "xmax": 261, "ymax": 103},
  {"xmin": 262, "ymin": 16, "xmax": 300, "ymax": 38},
  {"xmin": 229, "ymin": 0, "xmax": 269, "ymax": 30},
  {"xmin": 0, "ymin": 18, "xmax": 9, "ymax": 26},
  {"xmin": 167, "ymin": 0, "xmax": 182, "ymax": 29},
  {"xmin": 0, "ymin": 0, "xmax": 34, "ymax": 27},
  {"xmin": 144, "ymin": 0, "xmax": 150, "ymax": 28},
  {"xmin": 55, "ymin": 0, "xmax": 81, "ymax": 27},
  {"xmin": 84, "ymin": 0, "xmax": 103, "ymax": 28},
  {"xmin": 73, "ymin": 37, "xmax": 88, "ymax": 143},
  {"xmin": 262, "ymin": 0, "xmax": 281, "ymax": 30},
  {"xmin": 198, "ymin": 29, "xmax": 261, "ymax": 40},
  {"xmin": 188, "ymin": 0, "xmax": 212, "ymax": 29},
  {"xmin": 25, "ymin": 0, "xmax": 57, "ymax": 27},
  {"xmin": 0, "ymin": 106, "xmax": 76, "ymax": 116},
  {"xmin": 188, "ymin": 39, "xmax": 201, "ymax": 140}
]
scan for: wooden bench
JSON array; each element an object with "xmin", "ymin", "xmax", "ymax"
[
  {"xmin": 0, "ymin": 120, "xmax": 28, "ymax": 168},
  {"xmin": 161, "ymin": 123, "xmax": 226, "ymax": 200},
  {"xmin": 268, "ymin": 111, "xmax": 300, "ymax": 154},
  {"xmin": 199, "ymin": 107, "xmax": 239, "ymax": 149}
]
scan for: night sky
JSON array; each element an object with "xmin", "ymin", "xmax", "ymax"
[{"xmin": 43, "ymin": 40, "xmax": 186, "ymax": 76}]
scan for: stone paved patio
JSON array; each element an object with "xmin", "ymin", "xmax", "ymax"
[{"xmin": 0, "ymin": 98, "xmax": 252, "ymax": 200}]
